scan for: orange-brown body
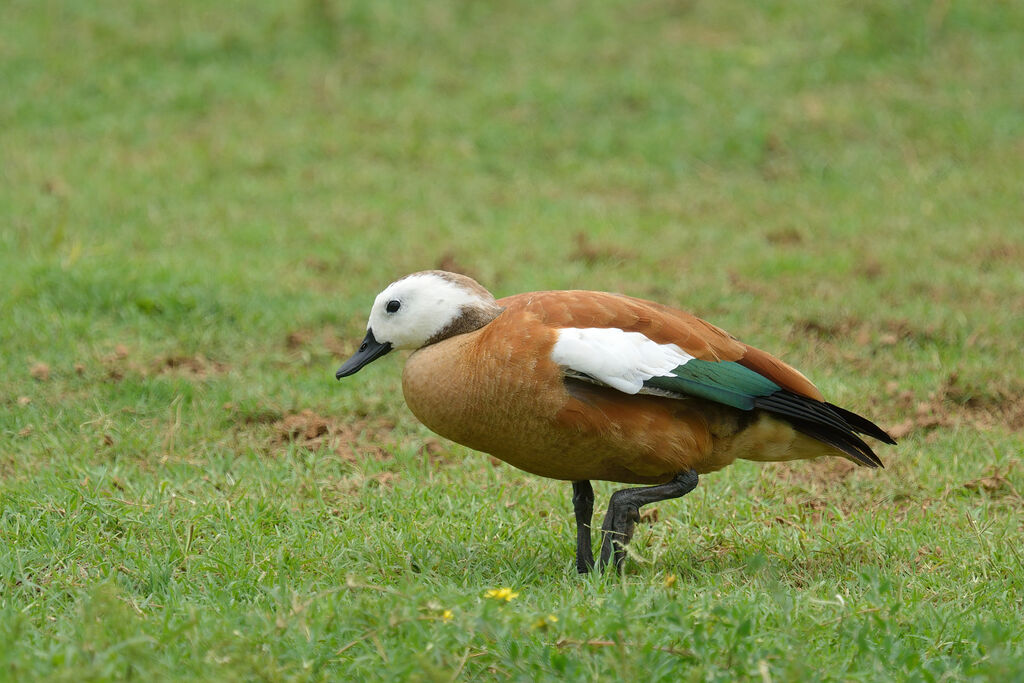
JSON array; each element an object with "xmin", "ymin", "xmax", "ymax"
[{"xmin": 402, "ymin": 291, "xmax": 833, "ymax": 484}]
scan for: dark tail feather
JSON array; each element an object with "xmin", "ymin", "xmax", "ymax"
[
  {"xmin": 825, "ymin": 402, "xmax": 897, "ymax": 445},
  {"xmin": 780, "ymin": 416, "xmax": 883, "ymax": 468},
  {"xmin": 753, "ymin": 391, "xmax": 888, "ymax": 468}
]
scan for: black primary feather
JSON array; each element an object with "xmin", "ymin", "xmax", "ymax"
[
  {"xmin": 824, "ymin": 402, "xmax": 897, "ymax": 445},
  {"xmin": 753, "ymin": 390, "xmax": 891, "ymax": 468}
]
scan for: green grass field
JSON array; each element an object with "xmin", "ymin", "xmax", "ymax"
[{"xmin": 3, "ymin": 0, "xmax": 1023, "ymax": 679}]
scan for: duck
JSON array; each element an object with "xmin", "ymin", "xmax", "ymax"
[{"xmin": 335, "ymin": 270, "xmax": 895, "ymax": 573}]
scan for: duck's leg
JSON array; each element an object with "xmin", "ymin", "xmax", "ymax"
[
  {"xmin": 598, "ymin": 470, "xmax": 699, "ymax": 572},
  {"xmin": 572, "ymin": 480, "xmax": 595, "ymax": 573}
]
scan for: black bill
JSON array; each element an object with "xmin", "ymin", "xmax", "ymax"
[{"xmin": 335, "ymin": 329, "xmax": 392, "ymax": 379}]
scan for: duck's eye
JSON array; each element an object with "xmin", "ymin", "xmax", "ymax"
[{"xmin": 385, "ymin": 300, "xmax": 401, "ymax": 313}]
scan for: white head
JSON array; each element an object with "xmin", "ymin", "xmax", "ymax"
[
  {"xmin": 336, "ymin": 271, "xmax": 502, "ymax": 378},
  {"xmin": 366, "ymin": 271, "xmax": 499, "ymax": 349}
]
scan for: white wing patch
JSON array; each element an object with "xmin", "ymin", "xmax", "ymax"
[{"xmin": 550, "ymin": 327, "xmax": 695, "ymax": 394}]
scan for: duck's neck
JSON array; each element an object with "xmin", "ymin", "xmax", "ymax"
[{"xmin": 424, "ymin": 302, "xmax": 504, "ymax": 347}]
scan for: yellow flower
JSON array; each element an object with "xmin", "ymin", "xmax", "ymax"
[
  {"xmin": 663, "ymin": 574, "xmax": 677, "ymax": 588},
  {"xmin": 531, "ymin": 614, "xmax": 559, "ymax": 630},
  {"xmin": 483, "ymin": 587, "xmax": 520, "ymax": 602},
  {"xmin": 441, "ymin": 609, "xmax": 453, "ymax": 623}
]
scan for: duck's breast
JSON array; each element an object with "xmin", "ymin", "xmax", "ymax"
[
  {"xmin": 401, "ymin": 305, "xmax": 726, "ymax": 483},
  {"xmin": 401, "ymin": 310, "xmax": 571, "ymax": 475}
]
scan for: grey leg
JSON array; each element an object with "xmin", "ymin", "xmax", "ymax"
[
  {"xmin": 572, "ymin": 480, "xmax": 595, "ymax": 573},
  {"xmin": 598, "ymin": 470, "xmax": 699, "ymax": 572}
]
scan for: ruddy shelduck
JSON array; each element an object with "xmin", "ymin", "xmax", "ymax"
[{"xmin": 336, "ymin": 271, "xmax": 894, "ymax": 572}]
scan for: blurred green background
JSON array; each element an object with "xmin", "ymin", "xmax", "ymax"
[{"xmin": 2, "ymin": 0, "xmax": 1022, "ymax": 680}]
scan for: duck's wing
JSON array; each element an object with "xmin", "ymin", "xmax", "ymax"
[{"xmin": 507, "ymin": 291, "xmax": 893, "ymax": 467}]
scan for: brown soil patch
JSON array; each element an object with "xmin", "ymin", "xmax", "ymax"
[
  {"xmin": 276, "ymin": 410, "xmax": 329, "ymax": 441},
  {"xmin": 791, "ymin": 315, "xmax": 862, "ymax": 341},
  {"xmin": 156, "ymin": 354, "xmax": 228, "ymax": 377},
  {"xmin": 94, "ymin": 346, "xmax": 228, "ymax": 382},
  {"xmin": 791, "ymin": 316, "xmax": 944, "ymax": 350},
  {"xmin": 323, "ymin": 470, "xmax": 401, "ymax": 500},
  {"xmin": 271, "ymin": 409, "xmax": 396, "ymax": 462},
  {"xmin": 570, "ymin": 232, "xmax": 636, "ymax": 265},
  {"xmin": 29, "ymin": 362, "xmax": 51, "ymax": 381},
  {"xmin": 765, "ymin": 227, "xmax": 803, "ymax": 246},
  {"xmin": 977, "ymin": 239, "xmax": 1024, "ymax": 266},
  {"xmin": 419, "ymin": 437, "xmax": 451, "ymax": 464},
  {"xmin": 773, "ymin": 457, "xmax": 857, "ymax": 489},
  {"xmin": 764, "ymin": 459, "xmax": 866, "ymax": 527},
  {"xmin": 855, "ymin": 258, "xmax": 884, "ymax": 280},
  {"xmin": 285, "ymin": 330, "xmax": 311, "ymax": 350},
  {"xmin": 963, "ymin": 465, "xmax": 1023, "ymax": 504},
  {"xmin": 303, "ymin": 257, "xmax": 332, "ymax": 273},
  {"xmin": 434, "ymin": 252, "xmax": 481, "ymax": 282},
  {"xmin": 284, "ymin": 328, "xmax": 359, "ymax": 358},
  {"xmin": 726, "ymin": 272, "xmax": 776, "ymax": 299},
  {"xmin": 96, "ymin": 345, "xmax": 131, "ymax": 381},
  {"xmin": 883, "ymin": 373, "xmax": 1024, "ymax": 439},
  {"xmin": 765, "ymin": 501, "xmax": 824, "ymax": 528}
]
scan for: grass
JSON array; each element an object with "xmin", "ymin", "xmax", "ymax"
[{"xmin": 2, "ymin": 0, "xmax": 1023, "ymax": 679}]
